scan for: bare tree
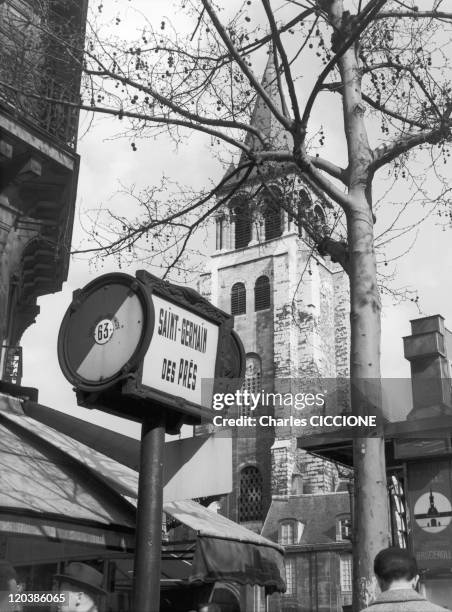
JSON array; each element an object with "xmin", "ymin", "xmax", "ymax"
[{"xmin": 2, "ymin": 0, "xmax": 452, "ymax": 607}]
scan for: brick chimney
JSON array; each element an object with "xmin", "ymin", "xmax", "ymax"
[{"xmin": 403, "ymin": 315, "xmax": 452, "ymax": 419}]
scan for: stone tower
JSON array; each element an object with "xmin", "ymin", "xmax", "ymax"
[{"xmin": 198, "ymin": 50, "xmax": 350, "ymax": 531}]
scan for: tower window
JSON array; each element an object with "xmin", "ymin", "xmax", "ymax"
[
  {"xmin": 238, "ymin": 466, "xmax": 263, "ymax": 522},
  {"xmin": 215, "ymin": 216, "xmax": 224, "ymax": 250},
  {"xmin": 264, "ymin": 203, "xmax": 282, "ymax": 240},
  {"xmin": 262, "ymin": 189, "xmax": 282, "ymax": 240},
  {"xmin": 296, "ymin": 189, "xmax": 312, "ymax": 237},
  {"xmin": 254, "ymin": 275, "xmax": 270, "ymax": 311},
  {"xmin": 313, "ymin": 204, "xmax": 326, "ymax": 226},
  {"xmin": 234, "ymin": 201, "xmax": 251, "ymax": 249},
  {"xmin": 231, "ymin": 282, "xmax": 246, "ymax": 316}
]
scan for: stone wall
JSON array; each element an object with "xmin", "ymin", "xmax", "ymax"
[{"xmin": 203, "ymin": 208, "xmax": 350, "ymax": 520}]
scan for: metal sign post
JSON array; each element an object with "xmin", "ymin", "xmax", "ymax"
[{"xmin": 133, "ymin": 411, "xmax": 166, "ymax": 612}]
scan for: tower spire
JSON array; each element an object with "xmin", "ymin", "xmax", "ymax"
[
  {"xmin": 222, "ymin": 44, "xmax": 292, "ymax": 186},
  {"xmin": 246, "ymin": 45, "xmax": 291, "ymax": 151}
]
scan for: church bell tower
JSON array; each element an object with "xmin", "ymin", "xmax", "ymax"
[{"xmin": 197, "ymin": 50, "xmax": 350, "ymax": 530}]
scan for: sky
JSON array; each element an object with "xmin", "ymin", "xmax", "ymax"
[{"xmin": 20, "ymin": 0, "xmax": 452, "ymax": 437}]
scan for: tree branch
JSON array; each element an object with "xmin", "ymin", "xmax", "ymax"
[
  {"xmin": 83, "ymin": 64, "xmax": 266, "ymax": 145},
  {"xmin": 371, "ymin": 123, "xmax": 451, "ymax": 171},
  {"xmin": 72, "ymin": 160, "xmax": 255, "ymax": 256},
  {"xmin": 375, "ymin": 10, "xmax": 452, "ymax": 20},
  {"xmin": 361, "ymin": 61, "xmax": 442, "ymax": 118},
  {"xmin": 301, "ymin": 0, "xmax": 388, "ymax": 129},
  {"xmin": 201, "ymin": 0, "xmax": 293, "ymax": 132},
  {"xmin": 310, "ymin": 156, "xmax": 349, "ymax": 184},
  {"xmin": 261, "ymin": 0, "xmax": 302, "ymax": 126},
  {"xmin": 0, "ymin": 79, "xmax": 254, "ymax": 154},
  {"xmin": 317, "ymin": 236, "xmax": 350, "ymax": 273}
]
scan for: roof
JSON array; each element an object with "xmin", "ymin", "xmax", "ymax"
[
  {"xmin": 164, "ymin": 499, "xmax": 283, "ymax": 550},
  {"xmin": 261, "ymin": 492, "xmax": 351, "ymax": 547}
]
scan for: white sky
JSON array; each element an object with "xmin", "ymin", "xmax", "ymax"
[{"xmin": 20, "ymin": 0, "xmax": 452, "ymax": 437}]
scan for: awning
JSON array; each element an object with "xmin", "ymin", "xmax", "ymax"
[
  {"xmin": 1, "ymin": 395, "xmax": 285, "ymax": 593},
  {"xmin": 163, "ymin": 499, "xmax": 286, "ymax": 594}
]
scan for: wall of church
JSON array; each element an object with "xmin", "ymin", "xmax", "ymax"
[{"xmin": 199, "ymin": 227, "xmax": 351, "ymax": 520}]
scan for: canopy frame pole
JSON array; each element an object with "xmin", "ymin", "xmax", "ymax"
[{"xmin": 133, "ymin": 410, "xmax": 166, "ymax": 612}]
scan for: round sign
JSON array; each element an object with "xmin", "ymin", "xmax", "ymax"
[
  {"xmin": 414, "ymin": 491, "xmax": 452, "ymax": 534},
  {"xmin": 94, "ymin": 319, "xmax": 115, "ymax": 345},
  {"xmin": 58, "ymin": 273, "xmax": 153, "ymax": 391}
]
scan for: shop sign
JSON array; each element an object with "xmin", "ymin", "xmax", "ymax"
[{"xmin": 407, "ymin": 459, "xmax": 452, "ymax": 571}]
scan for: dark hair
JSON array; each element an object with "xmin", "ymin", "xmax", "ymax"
[
  {"xmin": 0, "ymin": 561, "xmax": 17, "ymax": 591},
  {"xmin": 374, "ymin": 547, "xmax": 418, "ymax": 583}
]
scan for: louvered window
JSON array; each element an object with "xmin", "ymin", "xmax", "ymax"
[
  {"xmin": 231, "ymin": 282, "xmax": 246, "ymax": 315},
  {"xmin": 264, "ymin": 201, "xmax": 282, "ymax": 240},
  {"xmin": 234, "ymin": 202, "xmax": 251, "ymax": 249},
  {"xmin": 238, "ymin": 466, "xmax": 263, "ymax": 522},
  {"xmin": 254, "ymin": 276, "xmax": 270, "ymax": 311}
]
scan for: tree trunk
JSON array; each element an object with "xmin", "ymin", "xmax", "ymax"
[{"xmin": 347, "ymin": 206, "xmax": 391, "ymax": 611}]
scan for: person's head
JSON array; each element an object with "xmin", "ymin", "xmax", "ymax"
[
  {"xmin": 0, "ymin": 561, "xmax": 18, "ymax": 612},
  {"xmin": 374, "ymin": 547, "xmax": 419, "ymax": 592},
  {"xmin": 54, "ymin": 563, "xmax": 106, "ymax": 612}
]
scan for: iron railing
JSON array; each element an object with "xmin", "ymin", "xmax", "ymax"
[{"xmin": 0, "ymin": 0, "xmax": 85, "ymax": 150}]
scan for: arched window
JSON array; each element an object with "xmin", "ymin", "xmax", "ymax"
[
  {"xmin": 238, "ymin": 466, "xmax": 263, "ymax": 522},
  {"xmin": 231, "ymin": 282, "xmax": 246, "ymax": 315},
  {"xmin": 233, "ymin": 199, "xmax": 251, "ymax": 249},
  {"xmin": 313, "ymin": 204, "xmax": 325, "ymax": 226},
  {"xmin": 262, "ymin": 189, "xmax": 282, "ymax": 240},
  {"xmin": 296, "ymin": 189, "xmax": 312, "ymax": 237},
  {"xmin": 254, "ymin": 275, "xmax": 270, "ymax": 311},
  {"xmin": 215, "ymin": 215, "xmax": 225, "ymax": 250},
  {"xmin": 244, "ymin": 354, "xmax": 262, "ymax": 394}
]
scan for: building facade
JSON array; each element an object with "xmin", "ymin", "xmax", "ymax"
[
  {"xmin": 198, "ymin": 51, "xmax": 353, "ymax": 611},
  {"xmin": 0, "ymin": 0, "xmax": 87, "ymax": 384}
]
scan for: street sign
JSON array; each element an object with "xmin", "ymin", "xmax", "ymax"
[
  {"xmin": 141, "ymin": 293, "xmax": 219, "ymax": 408},
  {"xmin": 58, "ymin": 270, "xmax": 245, "ymax": 423},
  {"xmin": 163, "ymin": 435, "xmax": 232, "ymax": 503},
  {"xmin": 57, "ymin": 269, "xmax": 245, "ymax": 612}
]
